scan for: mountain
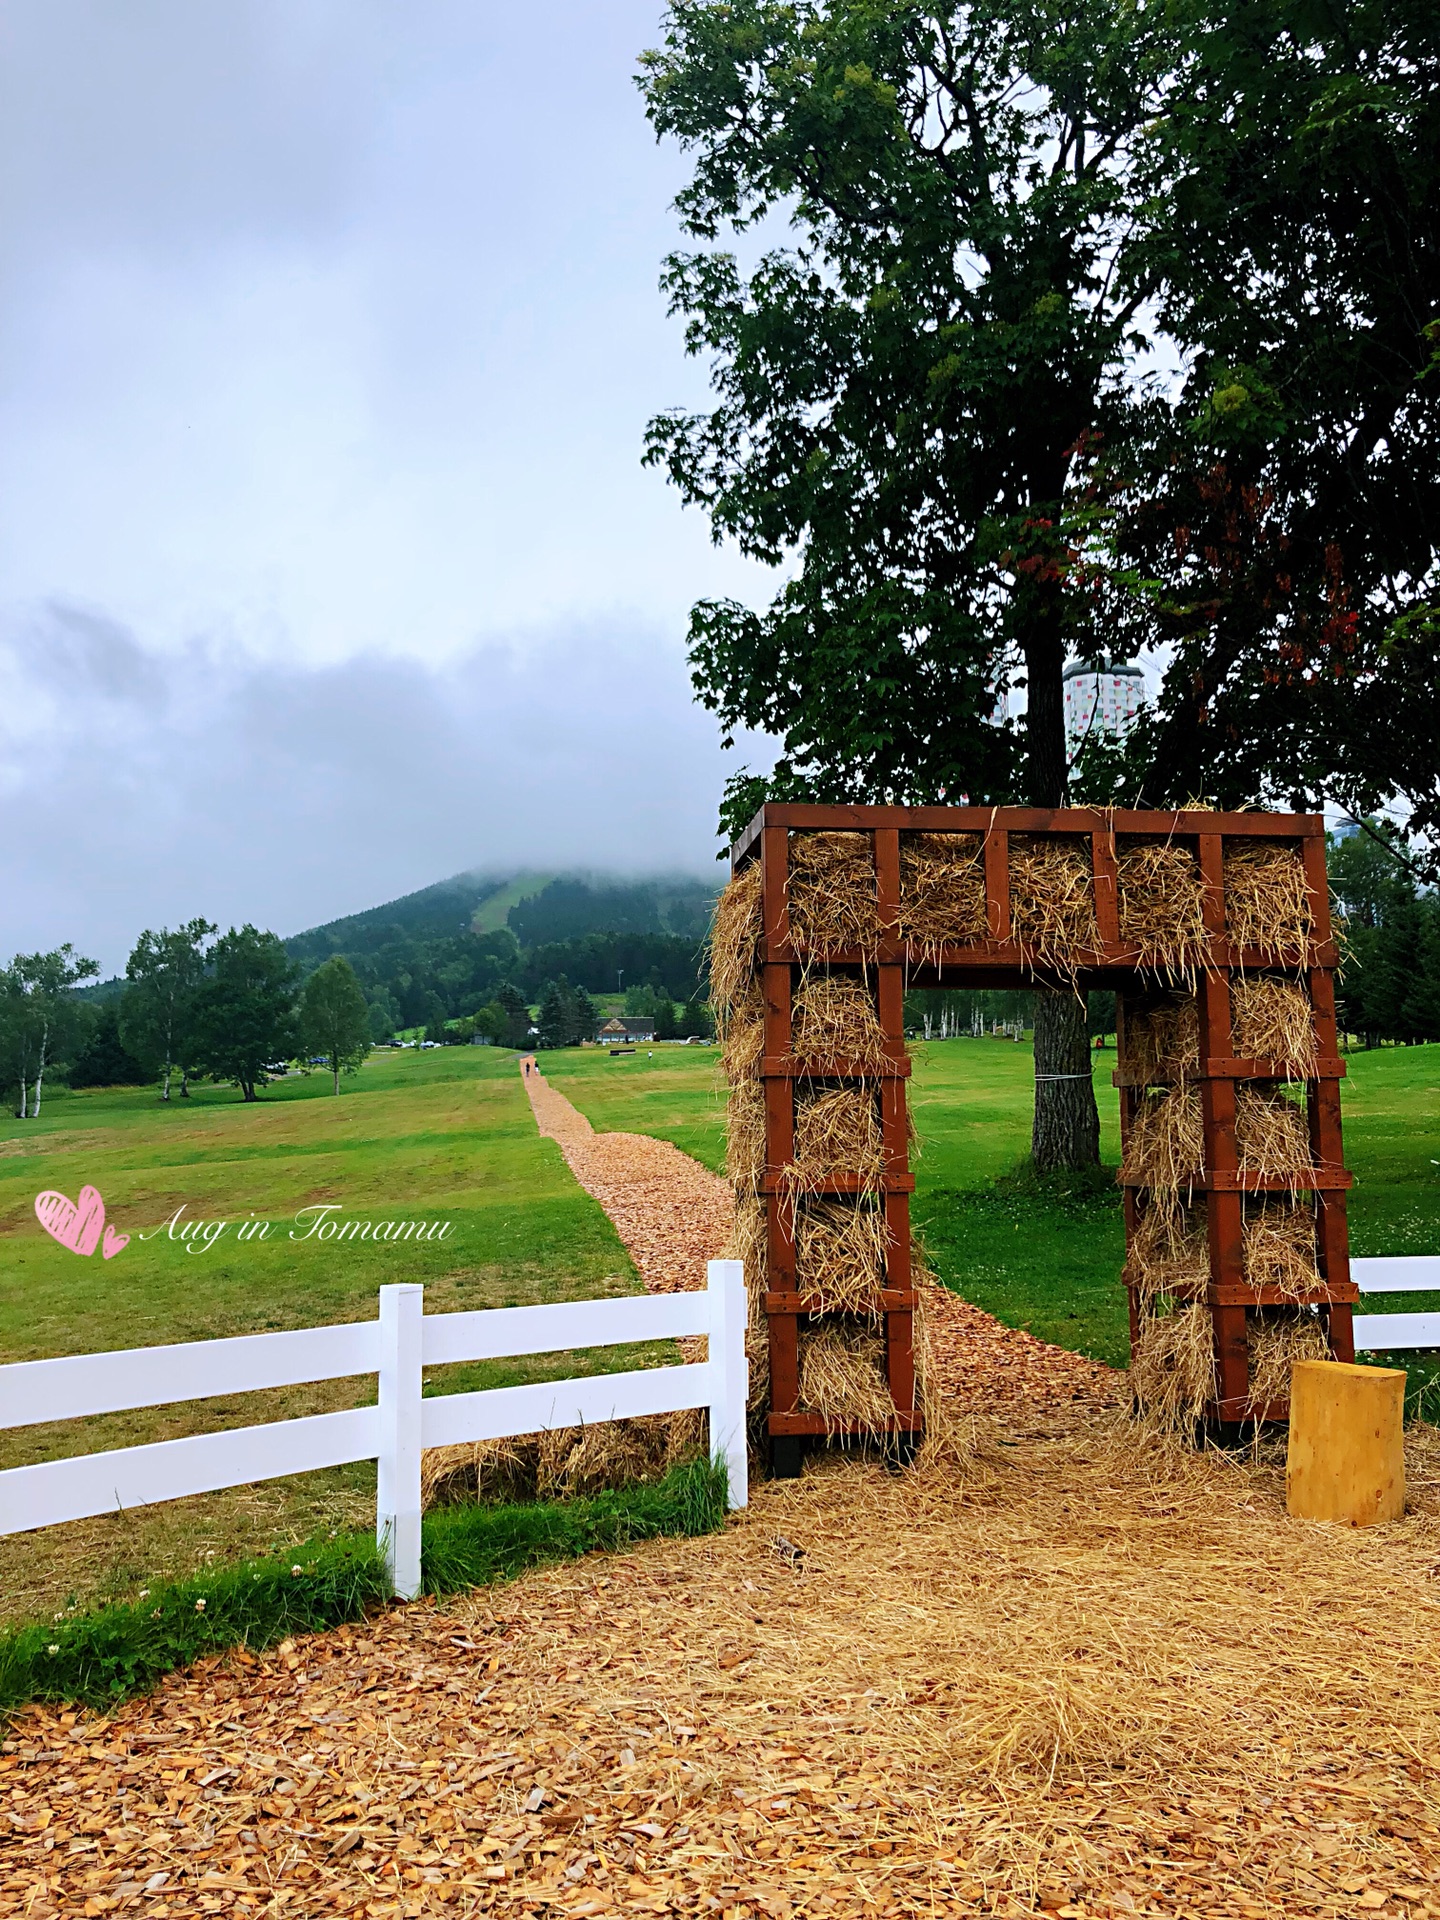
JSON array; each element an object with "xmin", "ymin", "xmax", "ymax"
[{"xmin": 284, "ymin": 869, "xmax": 717, "ymax": 965}]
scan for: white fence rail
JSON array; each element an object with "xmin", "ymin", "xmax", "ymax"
[
  {"xmin": 0, "ymin": 1261, "xmax": 748, "ymax": 1598},
  {"xmin": 1352, "ymin": 1257, "xmax": 1440, "ymax": 1355}
]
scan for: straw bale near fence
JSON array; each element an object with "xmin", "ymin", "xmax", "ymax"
[{"xmin": 791, "ymin": 973, "xmax": 887, "ymax": 1071}]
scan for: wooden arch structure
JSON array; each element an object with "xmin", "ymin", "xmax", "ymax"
[{"xmin": 724, "ymin": 803, "xmax": 1353, "ymax": 1470}]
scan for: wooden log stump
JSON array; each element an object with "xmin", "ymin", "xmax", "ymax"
[{"xmin": 1286, "ymin": 1359, "xmax": 1405, "ymax": 1525}]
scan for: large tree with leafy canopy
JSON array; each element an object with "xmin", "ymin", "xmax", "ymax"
[
  {"xmin": 641, "ymin": 0, "xmax": 1440, "ymax": 1168},
  {"xmin": 640, "ymin": 0, "xmax": 1181, "ymax": 1166}
]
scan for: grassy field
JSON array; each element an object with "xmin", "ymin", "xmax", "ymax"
[{"xmin": 0, "ymin": 1048, "xmax": 666, "ymax": 1624}]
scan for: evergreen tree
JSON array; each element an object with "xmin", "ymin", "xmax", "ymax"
[{"xmin": 68, "ymin": 1004, "xmax": 150, "ymax": 1089}]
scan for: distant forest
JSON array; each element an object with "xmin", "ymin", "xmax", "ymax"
[{"xmin": 284, "ymin": 871, "xmax": 718, "ymax": 1039}]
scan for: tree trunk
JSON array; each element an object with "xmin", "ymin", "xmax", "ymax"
[
  {"xmin": 1031, "ymin": 991, "xmax": 1099, "ymax": 1171},
  {"xmin": 31, "ymin": 1023, "xmax": 48, "ymax": 1121},
  {"xmin": 333, "ymin": 1062, "xmax": 340, "ymax": 1095},
  {"xmin": 1022, "ymin": 571, "xmax": 1101, "ymax": 1171}
]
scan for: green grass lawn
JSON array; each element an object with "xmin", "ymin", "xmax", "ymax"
[
  {"xmin": 540, "ymin": 1042, "xmax": 728, "ymax": 1173},
  {"xmin": 0, "ymin": 1047, "xmax": 667, "ymax": 1625}
]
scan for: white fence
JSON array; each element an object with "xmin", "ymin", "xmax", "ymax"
[
  {"xmin": 1352, "ymin": 1257, "xmax": 1440, "ymax": 1355},
  {"xmin": 0, "ymin": 1261, "xmax": 748, "ymax": 1598}
]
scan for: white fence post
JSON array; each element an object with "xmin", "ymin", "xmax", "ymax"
[
  {"xmin": 376, "ymin": 1284, "xmax": 424, "ymax": 1598},
  {"xmin": 707, "ymin": 1259, "xmax": 748, "ymax": 1509}
]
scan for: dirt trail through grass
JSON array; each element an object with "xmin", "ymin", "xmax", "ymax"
[
  {"xmin": 520, "ymin": 1058, "xmax": 732, "ymax": 1298},
  {"xmin": 522, "ymin": 1056, "xmax": 1120, "ymax": 1417}
]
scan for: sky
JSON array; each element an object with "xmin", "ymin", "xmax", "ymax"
[{"xmin": 0, "ymin": 1, "xmax": 779, "ymax": 972}]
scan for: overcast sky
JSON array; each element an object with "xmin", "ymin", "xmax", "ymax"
[{"xmin": 0, "ymin": 1, "xmax": 778, "ymax": 972}]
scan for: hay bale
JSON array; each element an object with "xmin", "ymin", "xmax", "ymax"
[
  {"xmin": 1116, "ymin": 840, "xmax": 1209, "ymax": 979},
  {"xmin": 1130, "ymin": 1300, "xmax": 1215, "ymax": 1430},
  {"xmin": 1125, "ymin": 1201, "xmax": 1209, "ymax": 1305},
  {"xmin": 725, "ymin": 1076, "xmax": 767, "ymax": 1191},
  {"xmin": 710, "ymin": 862, "xmax": 764, "ymax": 1013},
  {"xmin": 791, "ymin": 973, "xmax": 887, "ymax": 1071},
  {"xmin": 1224, "ymin": 842, "xmax": 1313, "ymax": 957},
  {"xmin": 1118, "ymin": 991, "xmax": 1200, "ymax": 1084},
  {"xmin": 1121, "ymin": 1086, "xmax": 1204, "ymax": 1191},
  {"xmin": 1245, "ymin": 1311, "xmax": 1330, "ymax": 1412},
  {"xmin": 787, "ymin": 1085, "xmax": 885, "ymax": 1191},
  {"xmin": 728, "ymin": 1189, "xmax": 768, "ymax": 1299},
  {"xmin": 897, "ymin": 832, "xmax": 987, "ymax": 961},
  {"xmin": 1009, "ymin": 836, "xmax": 1100, "ymax": 977},
  {"xmin": 421, "ymin": 1410, "xmax": 706, "ymax": 1509},
  {"xmin": 795, "ymin": 1198, "xmax": 888, "ymax": 1313},
  {"xmin": 1243, "ymin": 1200, "xmax": 1321, "ymax": 1299},
  {"xmin": 719, "ymin": 981, "xmax": 765, "ymax": 1080},
  {"xmin": 1230, "ymin": 975, "xmax": 1318, "ymax": 1076},
  {"xmin": 797, "ymin": 1323, "xmax": 896, "ymax": 1426},
  {"xmin": 1235, "ymin": 1086, "xmax": 1313, "ymax": 1176},
  {"xmin": 788, "ymin": 832, "xmax": 878, "ymax": 954}
]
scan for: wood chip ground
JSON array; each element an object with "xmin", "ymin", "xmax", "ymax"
[{"xmin": 5, "ymin": 1065, "xmax": 1438, "ymax": 1918}]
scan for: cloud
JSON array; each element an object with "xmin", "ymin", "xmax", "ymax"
[{"xmin": 0, "ymin": 603, "xmax": 768, "ymax": 973}]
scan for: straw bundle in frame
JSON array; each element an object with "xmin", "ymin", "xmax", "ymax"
[
  {"xmin": 1230, "ymin": 975, "xmax": 1318, "ymax": 1076},
  {"xmin": 1245, "ymin": 1311, "xmax": 1330, "ymax": 1412},
  {"xmin": 1224, "ymin": 842, "xmax": 1313, "ymax": 957},
  {"xmin": 1234, "ymin": 1086, "xmax": 1313, "ymax": 1176},
  {"xmin": 1130, "ymin": 1300, "xmax": 1215, "ymax": 1431},
  {"xmin": 1117, "ymin": 992, "xmax": 1200, "ymax": 1085},
  {"xmin": 1242, "ymin": 1199, "xmax": 1321, "ymax": 1299},
  {"xmin": 794, "ymin": 1197, "xmax": 888, "ymax": 1314},
  {"xmin": 1121, "ymin": 1086, "xmax": 1205, "ymax": 1191},
  {"xmin": 797, "ymin": 1324, "xmax": 896, "ymax": 1427},
  {"xmin": 710, "ymin": 861, "xmax": 764, "ymax": 1014},
  {"xmin": 1124, "ymin": 1201, "xmax": 1209, "ymax": 1306},
  {"xmin": 785, "ymin": 1084, "xmax": 885, "ymax": 1193},
  {"xmin": 791, "ymin": 972, "xmax": 887, "ymax": 1071},
  {"xmin": 896, "ymin": 831, "xmax": 987, "ymax": 962},
  {"xmin": 1009, "ymin": 836, "xmax": 1101, "ymax": 976},
  {"xmin": 1116, "ymin": 840, "xmax": 1209, "ymax": 979},
  {"xmin": 787, "ymin": 831, "xmax": 879, "ymax": 954},
  {"xmin": 725, "ymin": 1075, "xmax": 768, "ymax": 1191}
]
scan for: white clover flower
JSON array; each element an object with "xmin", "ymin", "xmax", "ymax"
[
  {"xmin": 47, "ymin": 1645, "xmax": 60, "ymax": 1656},
  {"xmin": 291, "ymin": 1566, "xmax": 303, "ymax": 1576},
  {"xmin": 194, "ymin": 1598, "xmax": 206, "ymax": 1612}
]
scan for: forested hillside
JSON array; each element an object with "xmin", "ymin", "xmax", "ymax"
[{"xmin": 283, "ymin": 871, "xmax": 718, "ymax": 1040}]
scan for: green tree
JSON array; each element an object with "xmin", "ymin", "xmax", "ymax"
[
  {"xmin": 68, "ymin": 1004, "xmax": 150, "ymax": 1089},
  {"xmin": 299, "ymin": 957, "xmax": 372, "ymax": 1094},
  {"xmin": 1104, "ymin": 0, "xmax": 1440, "ymax": 859},
  {"xmin": 535, "ymin": 979, "xmax": 572, "ymax": 1050},
  {"xmin": 367, "ymin": 986, "xmax": 400, "ymax": 1043},
  {"xmin": 190, "ymin": 926, "xmax": 298, "ymax": 1102},
  {"xmin": 572, "ymin": 985, "xmax": 598, "ymax": 1043},
  {"xmin": 0, "ymin": 945, "xmax": 100, "ymax": 1118},
  {"xmin": 654, "ymin": 995, "xmax": 679, "ymax": 1040},
  {"xmin": 120, "ymin": 919, "xmax": 217, "ymax": 1101},
  {"xmin": 492, "ymin": 982, "xmax": 533, "ymax": 1049}
]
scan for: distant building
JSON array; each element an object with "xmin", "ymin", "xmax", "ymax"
[
  {"xmin": 1063, "ymin": 656, "xmax": 1144, "ymax": 756},
  {"xmin": 596, "ymin": 1016, "xmax": 656, "ymax": 1044}
]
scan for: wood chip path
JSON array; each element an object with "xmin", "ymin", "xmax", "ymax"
[{"xmin": 5, "ymin": 1064, "xmax": 1437, "ymax": 1918}]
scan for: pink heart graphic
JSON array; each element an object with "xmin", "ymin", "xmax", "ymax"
[
  {"xmin": 102, "ymin": 1225, "xmax": 129, "ymax": 1260},
  {"xmin": 34, "ymin": 1185, "xmax": 106, "ymax": 1257}
]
